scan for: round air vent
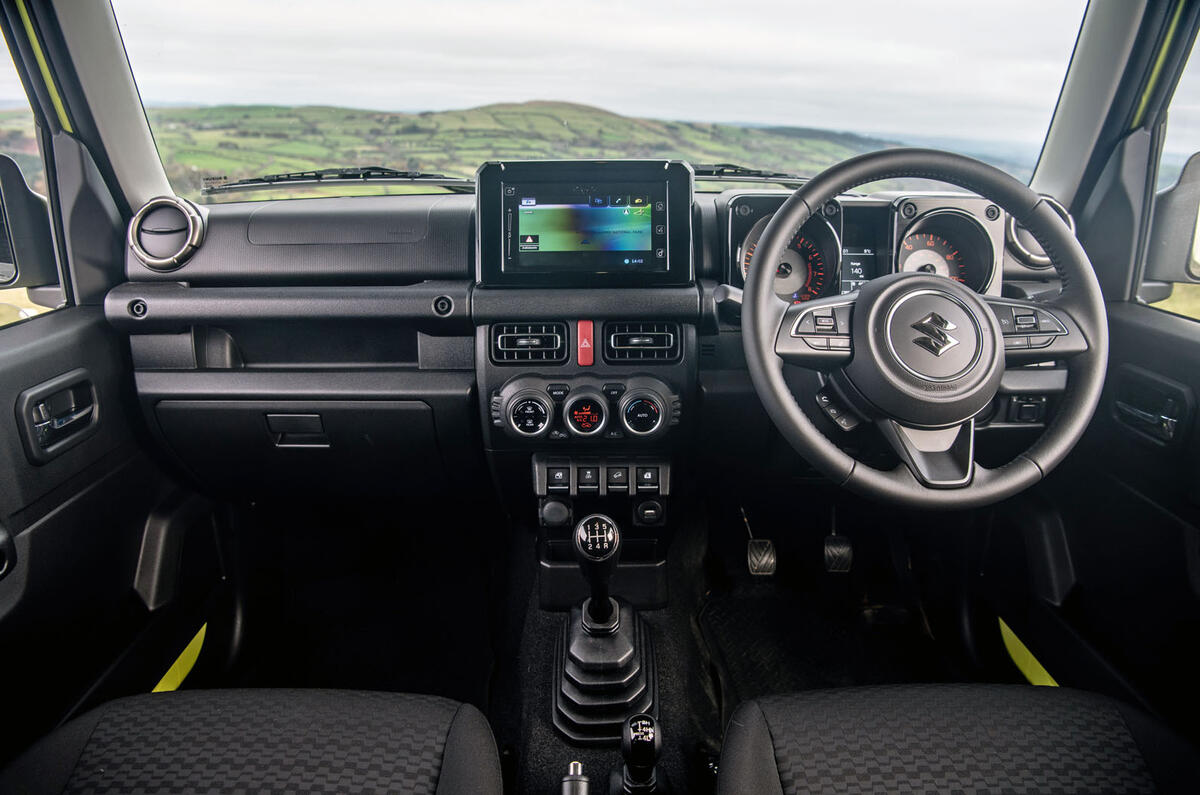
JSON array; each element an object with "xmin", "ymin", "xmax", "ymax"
[
  {"xmin": 1006, "ymin": 195, "xmax": 1073, "ymax": 269},
  {"xmin": 128, "ymin": 195, "xmax": 205, "ymax": 271}
]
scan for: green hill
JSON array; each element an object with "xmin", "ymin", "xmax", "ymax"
[
  {"xmin": 144, "ymin": 101, "xmax": 900, "ymax": 199},
  {"xmin": 0, "ymin": 100, "xmax": 1029, "ymax": 201}
]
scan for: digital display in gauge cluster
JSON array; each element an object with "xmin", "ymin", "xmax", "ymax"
[{"xmin": 839, "ymin": 205, "xmax": 890, "ymax": 294}]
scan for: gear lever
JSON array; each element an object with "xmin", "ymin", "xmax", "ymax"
[
  {"xmin": 573, "ymin": 513, "xmax": 621, "ymax": 626},
  {"xmin": 620, "ymin": 713, "xmax": 662, "ymax": 794}
]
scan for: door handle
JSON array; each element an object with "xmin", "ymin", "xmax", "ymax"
[
  {"xmin": 33, "ymin": 403, "xmax": 95, "ymax": 448},
  {"xmin": 15, "ymin": 368, "xmax": 101, "ymax": 464},
  {"xmin": 1112, "ymin": 365, "xmax": 1192, "ymax": 446}
]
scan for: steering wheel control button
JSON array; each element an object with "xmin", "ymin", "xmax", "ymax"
[
  {"xmin": 564, "ymin": 391, "xmax": 607, "ymax": 437},
  {"xmin": 828, "ymin": 337, "xmax": 850, "ymax": 350},
  {"xmin": 793, "ymin": 312, "xmax": 817, "ymax": 335},
  {"xmin": 833, "ymin": 305, "xmax": 852, "ymax": 333},
  {"xmin": 509, "ymin": 396, "xmax": 552, "ymax": 437},
  {"xmin": 622, "ymin": 396, "xmax": 663, "ymax": 436},
  {"xmin": 547, "ymin": 383, "xmax": 571, "ymax": 401},
  {"xmin": 804, "ymin": 337, "xmax": 829, "ymax": 350},
  {"xmin": 577, "ymin": 466, "xmax": 600, "ymax": 491},
  {"xmin": 606, "ymin": 467, "xmax": 630, "ymax": 491},
  {"xmin": 1004, "ymin": 336, "xmax": 1030, "ymax": 350},
  {"xmin": 991, "ymin": 305, "xmax": 1015, "ymax": 333},
  {"xmin": 635, "ymin": 467, "xmax": 660, "ymax": 492},
  {"xmin": 815, "ymin": 389, "xmax": 860, "ymax": 431},
  {"xmin": 1036, "ymin": 310, "xmax": 1067, "ymax": 333}
]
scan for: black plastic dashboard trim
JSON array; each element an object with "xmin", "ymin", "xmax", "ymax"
[
  {"xmin": 104, "ymin": 281, "xmax": 473, "ymax": 333},
  {"xmin": 471, "ymin": 286, "xmax": 701, "ymax": 323}
]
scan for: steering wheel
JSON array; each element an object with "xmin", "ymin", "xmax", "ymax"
[{"xmin": 743, "ymin": 149, "xmax": 1108, "ymax": 510}]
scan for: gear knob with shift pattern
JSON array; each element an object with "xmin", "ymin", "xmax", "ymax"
[
  {"xmin": 620, "ymin": 713, "xmax": 662, "ymax": 793},
  {"xmin": 573, "ymin": 513, "xmax": 620, "ymax": 626}
]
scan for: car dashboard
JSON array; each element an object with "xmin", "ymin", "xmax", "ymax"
[{"xmin": 105, "ymin": 160, "xmax": 1070, "ymax": 553}]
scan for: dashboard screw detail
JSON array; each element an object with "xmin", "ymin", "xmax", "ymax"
[
  {"xmin": 128, "ymin": 299, "xmax": 148, "ymax": 318},
  {"xmin": 737, "ymin": 204, "xmax": 752, "ymax": 216},
  {"xmin": 824, "ymin": 201, "xmax": 838, "ymax": 217},
  {"xmin": 901, "ymin": 202, "xmax": 917, "ymax": 219},
  {"xmin": 432, "ymin": 295, "xmax": 454, "ymax": 316},
  {"xmin": 985, "ymin": 205, "xmax": 1000, "ymax": 221}
]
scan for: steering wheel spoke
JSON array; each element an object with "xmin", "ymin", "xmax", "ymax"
[
  {"xmin": 774, "ymin": 292, "xmax": 857, "ymax": 368},
  {"xmin": 984, "ymin": 296, "xmax": 1089, "ymax": 364},
  {"xmin": 878, "ymin": 419, "xmax": 976, "ymax": 489}
]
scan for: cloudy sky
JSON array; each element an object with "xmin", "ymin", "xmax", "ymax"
[{"xmin": 79, "ymin": 0, "xmax": 1087, "ymax": 149}]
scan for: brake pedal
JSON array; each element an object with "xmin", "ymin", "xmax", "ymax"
[
  {"xmin": 741, "ymin": 506, "xmax": 776, "ymax": 576},
  {"xmin": 824, "ymin": 505, "xmax": 852, "ymax": 573},
  {"xmin": 824, "ymin": 533, "xmax": 852, "ymax": 573}
]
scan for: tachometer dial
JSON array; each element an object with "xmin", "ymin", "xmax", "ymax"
[
  {"xmin": 899, "ymin": 232, "xmax": 969, "ymax": 284},
  {"xmin": 738, "ymin": 216, "xmax": 838, "ymax": 303}
]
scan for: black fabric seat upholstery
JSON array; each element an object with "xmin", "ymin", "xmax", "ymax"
[
  {"xmin": 717, "ymin": 684, "xmax": 1200, "ymax": 795},
  {"xmin": 0, "ymin": 689, "xmax": 502, "ymax": 795}
]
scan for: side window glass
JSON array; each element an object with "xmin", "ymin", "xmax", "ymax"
[{"xmin": 0, "ymin": 44, "xmax": 57, "ymax": 329}]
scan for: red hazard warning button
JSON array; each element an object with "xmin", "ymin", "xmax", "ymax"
[{"xmin": 577, "ymin": 320, "xmax": 594, "ymax": 366}]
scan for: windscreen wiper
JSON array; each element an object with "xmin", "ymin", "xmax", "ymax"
[
  {"xmin": 690, "ymin": 163, "xmax": 810, "ymax": 187},
  {"xmin": 201, "ymin": 166, "xmax": 476, "ymax": 195}
]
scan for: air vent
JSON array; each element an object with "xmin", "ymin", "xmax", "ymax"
[
  {"xmin": 490, "ymin": 322, "xmax": 568, "ymax": 364},
  {"xmin": 1006, "ymin": 195, "xmax": 1073, "ymax": 269},
  {"xmin": 128, "ymin": 195, "xmax": 206, "ymax": 271},
  {"xmin": 603, "ymin": 322, "xmax": 681, "ymax": 363}
]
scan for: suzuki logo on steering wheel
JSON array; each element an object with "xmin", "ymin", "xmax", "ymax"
[{"xmin": 911, "ymin": 312, "xmax": 960, "ymax": 356}]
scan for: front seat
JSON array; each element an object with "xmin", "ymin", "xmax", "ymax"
[
  {"xmin": 717, "ymin": 684, "xmax": 1200, "ymax": 794},
  {"xmin": 0, "ymin": 689, "xmax": 503, "ymax": 794}
]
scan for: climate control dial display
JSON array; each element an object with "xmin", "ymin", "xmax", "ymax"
[{"xmin": 563, "ymin": 390, "xmax": 607, "ymax": 436}]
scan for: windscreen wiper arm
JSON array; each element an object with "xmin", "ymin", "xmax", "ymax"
[
  {"xmin": 690, "ymin": 163, "xmax": 809, "ymax": 187},
  {"xmin": 201, "ymin": 166, "xmax": 476, "ymax": 195}
]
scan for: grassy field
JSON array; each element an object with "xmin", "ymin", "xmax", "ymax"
[
  {"xmin": 0, "ymin": 100, "xmax": 1034, "ymax": 202},
  {"xmin": 141, "ymin": 101, "xmax": 916, "ymax": 200}
]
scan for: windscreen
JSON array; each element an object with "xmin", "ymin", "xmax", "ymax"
[{"xmin": 105, "ymin": 0, "xmax": 1086, "ymax": 202}]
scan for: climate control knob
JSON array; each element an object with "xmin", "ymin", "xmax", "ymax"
[
  {"xmin": 563, "ymin": 389, "xmax": 607, "ymax": 437},
  {"xmin": 508, "ymin": 393, "xmax": 553, "ymax": 438},
  {"xmin": 621, "ymin": 395, "xmax": 664, "ymax": 436}
]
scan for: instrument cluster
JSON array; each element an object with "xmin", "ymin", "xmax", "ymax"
[{"xmin": 727, "ymin": 193, "xmax": 1005, "ymax": 301}]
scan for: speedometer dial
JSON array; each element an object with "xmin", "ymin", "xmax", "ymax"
[
  {"xmin": 895, "ymin": 210, "xmax": 995, "ymax": 293},
  {"xmin": 899, "ymin": 233, "xmax": 969, "ymax": 283},
  {"xmin": 738, "ymin": 216, "xmax": 839, "ymax": 303}
]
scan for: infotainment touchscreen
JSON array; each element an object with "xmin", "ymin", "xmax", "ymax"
[
  {"xmin": 502, "ymin": 182, "xmax": 669, "ymax": 274},
  {"xmin": 476, "ymin": 160, "xmax": 693, "ymax": 287}
]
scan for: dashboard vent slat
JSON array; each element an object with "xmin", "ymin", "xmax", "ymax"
[
  {"xmin": 490, "ymin": 322, "xmax": 568, "ymax": 365},
  {"xmin": 603, "ymin": 322, "xmax": 681, "ymax": 363}
]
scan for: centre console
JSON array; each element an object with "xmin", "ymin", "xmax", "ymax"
[{"xmin": 474, "ymin": 161, "xmax": 696, "ymax": 751}]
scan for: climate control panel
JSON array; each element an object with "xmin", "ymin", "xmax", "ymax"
[{"xmin": 491, "ymin": 375, "xmax": 681, "ymax": 443}]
